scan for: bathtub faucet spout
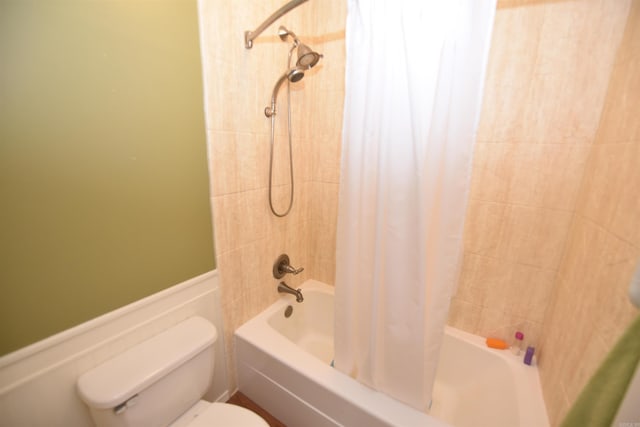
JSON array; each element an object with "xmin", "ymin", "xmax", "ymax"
[{"xmin": 278, "ymin": 282, "xmax": 304, "ymax": 303}]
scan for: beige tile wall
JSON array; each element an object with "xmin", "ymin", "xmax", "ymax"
[
  {"xmin": 198, "ymin": 0, "xmax": 345, "ymax": 390},
  {"xmin": 449, "ymin": 0, "xmax": 630, "ymax": 348},
  {"xmin": 539, "ymin": 2, "xmax": 640, "ymax": 424},
  {"xmin": 450, "ymin": 0, "xmax": 640, "ymax": 425}
]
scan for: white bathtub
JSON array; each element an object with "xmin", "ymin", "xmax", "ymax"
[{"xmin": 235, "ymin": 280, "xmax": 548, "ymax": 427}]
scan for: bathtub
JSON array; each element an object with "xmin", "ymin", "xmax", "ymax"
[{"xmin": 235, "ymin": 280, "xmax": 549, "ymax": 426}]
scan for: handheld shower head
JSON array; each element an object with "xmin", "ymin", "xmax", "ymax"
[
  {"xmin": 287, "ymin": 66, "xmax": 305, "ymax": 83},
  {"xmin": 264, "ymin": 66, "xmax": 307, "ymax": 117}
]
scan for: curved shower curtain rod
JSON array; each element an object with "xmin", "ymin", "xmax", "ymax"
[{"xmin": 244, "ymin": 0, "xmax": 310, "ymax": 49}]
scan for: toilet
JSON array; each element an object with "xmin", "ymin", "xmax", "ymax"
[{"xmin": 76, "ymin": 316, "xmax": 268, "ymax": 427}]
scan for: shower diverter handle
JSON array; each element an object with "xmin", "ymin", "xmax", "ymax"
[{"xmin": 273, "ymin": 254, "xmax": 304, "ymax": 279}]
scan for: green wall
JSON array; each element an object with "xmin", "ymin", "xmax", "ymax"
[{"xmin": 0, "ymin": 0, "xmax": 215, "ymax": 356}]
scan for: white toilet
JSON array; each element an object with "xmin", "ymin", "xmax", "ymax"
[{"xmin": 76, "ymin": 316, "xmax": 268, "ymax": 427}]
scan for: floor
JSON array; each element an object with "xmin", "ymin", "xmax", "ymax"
[{"xmin": 227, "ymin": 391, "xmax": 287, "ymax": 427}]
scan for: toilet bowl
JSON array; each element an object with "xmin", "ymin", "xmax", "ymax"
[
  {"xmin": 76, "ymin": 317, "xmax": 268, "ymax": 427},
  {"xmin": 170, "ymin": 400, "xmax": 268, "ymax": 427}
]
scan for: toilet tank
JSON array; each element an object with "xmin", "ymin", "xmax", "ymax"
[{"xmin": 77, "ymin": 316, "xmax": 217, "ymax": 427}]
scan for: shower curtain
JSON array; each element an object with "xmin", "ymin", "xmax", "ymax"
[{"xmin": 334, "ymin": 0, "xmax": 496, "ymax": 411}]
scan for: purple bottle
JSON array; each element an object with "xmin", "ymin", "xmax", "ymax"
[{"xmin": 524, "ymin": 346, "xmax": 535, "ymax": 365}]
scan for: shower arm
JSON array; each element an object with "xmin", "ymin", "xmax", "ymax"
[{"xmin": 244, "ymin": 0, "xmax": 309, "ymax": 49}]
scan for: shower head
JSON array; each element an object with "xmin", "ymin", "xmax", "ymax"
[
  {"xmin": 278, "ymin": 26, "xmax": 322, "ymax": 69},
  {"xmin": 296, "ymin": 43, "xmax": 322, "ymax": 68}
]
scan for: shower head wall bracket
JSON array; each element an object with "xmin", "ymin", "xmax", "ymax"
[
  {"xmin": 244, "ymin": 0, "xmax": 309, "ymax": 49},
  {"xmin": 278, "ymin": 26, "xmax": 298, "ymax": 43}
]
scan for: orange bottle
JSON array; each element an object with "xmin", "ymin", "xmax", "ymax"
[{"xmin": 486, "ymin": 337, "xmax": 509, "ymax": 349}]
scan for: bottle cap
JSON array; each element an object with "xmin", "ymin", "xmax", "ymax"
[{"xmin": 515, "ymin": 331, "xmax": 524, "ymax": 340}]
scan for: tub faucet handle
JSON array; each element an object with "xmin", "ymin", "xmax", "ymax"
[{"xmin": 273, "ymin": 254, "xmax": 304, "ymax": 279}]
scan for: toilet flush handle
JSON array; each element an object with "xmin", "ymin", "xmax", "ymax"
[{"xmin": 113, "ymin": 394, "xmax": 139, "ymax": 415}]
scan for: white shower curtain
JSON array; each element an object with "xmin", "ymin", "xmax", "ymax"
[{"xmin": 334, "ymin": 0, "xmax": 496, "ymax": 412}]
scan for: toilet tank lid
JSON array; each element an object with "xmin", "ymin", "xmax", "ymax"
[{"xmin": 77, "ymin": 316, "xmax": 217, "ymax": 409}]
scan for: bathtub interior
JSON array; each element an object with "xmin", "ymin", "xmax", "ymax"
[{"xmin": 267, "ymin": 290, "xmax": 334, "ymax": 365}]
